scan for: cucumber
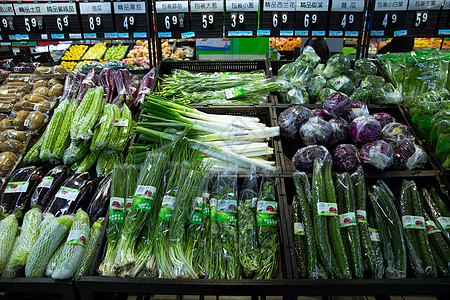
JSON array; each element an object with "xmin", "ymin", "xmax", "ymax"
[
  {"xmin": 291, "ymin": 197, "xmax": 308, "ymax": 278},
  {"xmin": 430, "ymin": 243, "xmax": 450, "ymax": 277},
  {"xmin": 409, "ymin": 181, "xmax": 436, "ymax": 278},
  {"xmin": 323, "ymin": 160, "xmax": 350, "ymax": 279},
  {"xmin": 376, "ymin": 181, "xmax": 407, "ymax": 279},
  {"xmin": 366, "ymin": 206, "xmax": 385, "ymax": 279},
  {"xmin": 352, "ymin": 167, "xmax": 381, "ymax": 278},
  {"xmin": 422, "ymin": 188, "xmax": 450, "ymax": 244},
  {"xmin": 293, "ymin": 172, "xmax": 319, "ymax": 279},
  {"xmin": 311, "ymin": 158, "xmax": 341, "ymax": 278},
  {"xmin": 369, "ymin": 186, "xmax": 396, "ymax": 278},
  {"xmin": 423, "ymin": 209, "xmax": 450, "ymax": 271}
]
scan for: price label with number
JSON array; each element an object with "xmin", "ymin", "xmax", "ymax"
[
  {"xmin": 371, "ymin": 0, "xmax": 407, "ymax": 37},
  {"xmin": 0, "ymin": 1, "xmax": 14, "ymax": 38},
  {"xmin": 329, "ymin": 0, "xmax": 364, "ymax": 37},
  {"xmin": 191, "ymin": 0, "xmax": 224, "ymax": 37},
  {"xmin": 114, "ymin": 2, "xmax": 147, "ymax": 33},
  {"xmin": 438, "ymin": 1, "xmax": 450, "ymax": 35},
  {"xmin": 225, "ymin": 0, "xmax": 259, "ymax": 37},
  {"xmin": 80, "ymin": 2, "xmax": 113, "ymax": 39},
  {"xmin": 406, "ymin": 0, "xmax": 442, "ymax": 37},
  {"xmin": 295, "ymin": 0, "xmax": 329, "ymax": 36},
  {"xmin": 155, "ymin": 1, "xmax": 190, "ymax": 38},
  {"xmin": 259, "ymin": 0, "xmax": 296, "ymax": 36}
]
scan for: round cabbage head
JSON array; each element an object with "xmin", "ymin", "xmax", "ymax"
[
  {"xmin": 381, "ymin": 122, "xmax": 413, "ymax": 144},
  {"xmin": 333, "ymin": 144, "xmax": 360, "ymax": 171},
  {"xmin": 347, "ymin": 100, "xmax": 369, "ymax": 122},
  {"xmin": 349, "ymin": 115, "xmax": 382, "ymax": 144},
  {"xmin": 278, "ymin": 106, "xmax": 313, "ymax": 141},
  {"xmin": 359, "ymin": 140, "xmax": 393, "ymax": 170},
  {"xmin": 329, "ymin": 118, "xmax": 349, "ymax": 146},
  {"xmin": 393, "ymin": 140, "xmax": 427, "ymax": 170},
  {"xmin": 300, "ymin": 116, "xmax": 333, "ymax": 145},
  {"xmin": 372, "ymin": 112, "xmax": 394, "ymax": 128},
  {"xmin": 292, "ymin": 145, "xmax": 332, "ymax": 171},
  {"xmin": 312, "ymin": 108, "xmax": 331, "ymax": 120},
  {"xmin": 324, "ymin": 92, "xmax": 351, "ymax": 118}
]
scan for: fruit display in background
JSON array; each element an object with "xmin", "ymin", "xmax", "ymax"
[
  {"xmin": 60, "ymin": 61, "xmax": 78, "ymax": 72},
  {"xmin": 270, "ymin": 37, "xmax": 302, "ymax": 52},
  {"xmin": 82, "ymin": 43, "xmax": 107, "ymax": 60},
  {"xmin": 123, "ymin": 40, "xmax": 150, "ymax": 68},
  {"xmin": 104, "ymin": 45, "xmax": 129, "ymax": 61},
  {"xmin": 61, "ymin": 45, "xmax": 88, "ymax": 61}
]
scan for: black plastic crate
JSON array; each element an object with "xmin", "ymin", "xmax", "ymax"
[
  {"xmin": 0, "ymin": 278, "xmax": 77, "ymax": 300},
  {"xmin": 152, "ymin": 60, "xmax": 272, "ymax": 106},
  {"xmin": 275, "ymin": 104, "xmax": 439, "ymax": 177},
  {"xmin": 281, "ymin": 173, "xmax": 450, "ymax": 280}
]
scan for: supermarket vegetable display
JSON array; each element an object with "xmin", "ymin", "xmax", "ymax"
[{"xmin": 275, "ymin": 47, "xmax": 401, "ymax": 105}]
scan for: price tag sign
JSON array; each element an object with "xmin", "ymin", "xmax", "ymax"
[
  {"xmin": 113, "ymin": 2, "xmax": 147, "ymax": 34},
  {"xmin": 191, "ymin": 0, "xmax": 224, "ymax": 37},
  {"xmin": 329, "ymin": 0, "xmax": 364, "ymax": 37},
  {"xmin": 371, "ymin": 0, "xmax": 408, "ymax": 37},
  {"xmin": 258, "ymin": 0, "xmax": 296, "ymax": 37},
  {"xmin": 295, "ymin": 0, "xmax": 329, "ymax": 36},
  {"xmin": 438, "ymin": 1, "xmax": 450, "ymax": 35},
  {"xmin": 0, "ymin": 3, "xmax": 14, "ymax": 39},
  {"xmin": 406, "ymin": 0, "xmax": 443, "ymax": 37},
  {"xmin": 80, "ymin": 2, "xmax": 114, "ymax": 39},
  {"xmin": 225, "ymin": 0, "xmax": 259, "ymax": 37},
  {"xmin": 155, "ymin": 1, "xmax": 190, "ymax": 38}
]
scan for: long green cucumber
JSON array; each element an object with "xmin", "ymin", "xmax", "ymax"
[
  {"xmin": 323, "ymin": 160, "xmax": 350, "ymax": 279},
  {"xmin": 367, "ymin": 205, "xmax": 385, "ymax": 279},
  {"xmin": 423, "ymin": 209, "xmax": 450, "ymax": 271},
  {"xmin": 422, "ymin": 188, "xmax": 450, "ymax": 244},
  {"xmin": 311, "ymin": 158, "xmax": 341, "ymax": 278},
  {"xmin": 430, "ymin": 243, "xmax": 450, "ymax": 277},
  {"xmin": 291, "ymin": 196, "xmax": 308, "ymax": 278}
]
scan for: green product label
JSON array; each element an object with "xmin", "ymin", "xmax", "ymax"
[
  {"xmin": 339, "ymin": 212, "xmax": 357, "ymax": 228},
  {"xmin": 224, "ymin": 86, "xmax": 245, "ymax": 99},
  {"xmin": 217, "ymin": 199, "xmax": 237, "ymax": 223},
  {"xmin": 113, "ymin": 118, "xmax": 129, "ymax": 127},
  {"xmin": 203, "ymin": 203, "xmax": 210, "ymax": 217},
  {"xmin": 55, "ymin": 186, "xmax": 80, "ymax": 201},
  {"xmin": 294, "ymin": 222, "xmax": 305, "ymax": 235},
  {"xmin": 437, "ymin": 137, "xmax": 450, "ymax": 154},
  {"xmin": 368, "ymin": 227, "xmax": 381, "ymax": 242},
  {"xmin": 214, "ymin": 72, "xmax": 231, "ymax": 76},
  {"xmin": 210, "ymin": 198, "xmax": 217, "ymax": 221},
  {"xmin": 158, "ymin": 195, "xmax": 176, "ymax": 221},
  {"xmin": 332, "ymin": 75, "xmax": 349, "ymax": 90},
  {"xmin": 5, "ymin": 181, "xmax": 29, "ymax": 193},
  {"xmin": 361, "ymin": 77, "xmax": 370, "ymax": 88},
  {"xmin": 256, "ymin": 201, "xmax": 278, "ymax": 226},
  {"xmin": 418, "ymin": 115, "xmax": 432, "ymax": 130},
  {"xmin": 438, "ymin": 217, "xmax": 450, "ymax": 229},
  {"xmin": 66, "ymin": 230, "xmax": 88, "ymax": 247},
  {"xmin": 356, "ymin": 210, "xmax": 367, "ymax": 223},
  {"xmin": 109, "ymin": 210, "xmax": 124, "ymax": 223},
  {"xmin": 190, "ymin": 211, "xmax": 203, "ymax": 224},
  {"xmin": 131, "ymin": 185, "xmax": 156, "ymax": 212},
  {"xmin": 402, "ymin": 215, "xmax": 426, "ymax": 229},
  {"xmin": 426, "ymin": 220, "xmax": 442, "ymax": 235},
  {"xmin": 125, "ymin": 197, "xmax": 133, "ymax": 212},
  {"xmin": 38, "ymin": 176, "xmax": 54, "ymax": 189},
  {"xmin": 317, "ymin": 202, "xmax": 338, "ymax": 216}
]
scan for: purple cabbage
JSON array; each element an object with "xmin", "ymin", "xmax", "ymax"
[
  {"xmin": 372, "ymin": 112, "xmax": 394, "ymax": 128},
  {"xmin": 312, "ymin": 108, "xmax": 331, "ymax": 120},
  {"xmin": 347, "ymin": 100, "xmax": 369, "ymax": 122},
  {"xmin": 381, "ymin": 122, "xmax": 413, "ymax": 144},
  {"xmin": 299, "ymin": 116, "xmax": 333, "ymax": 146},
  {"xmin": 60, "ymin": 71, "xmax": 84, "ymax": 102},
  {"xmin": 114, "ymin": 69, "xmax": 133, "ymax": 106},
  {"xmin": 278, "ymin": 106, "xmax": 313, "ymax": 141},
  {"xmin": 324, "ymin": 92, "xmax": 351, "ymax": 118},
  {"xmin": 349, "ymin": 115, "xmax": 382, "ymax": 144},
  {"xmin": 329, "ymin": 118, "xmax": 349, "ymax": 146},
  {"xmin": 76, "ymin": 69, "xmax": 96, "ymax": 103},
  {"xmin": 359, "ymin": 140, "xmax": 393, "ymax": 170},
  {"xmin": 332, "ymin": 144, "xmax": 360, "ymax": 171},
  {"xmin": 136, "ymin": 67, "xmax": 157, "ymax": 105},
  {"xmin": 393, "ymin": 140, "xmax": 427, "ymax": 170},
  {"xmin": 98, "ymin": 68, "xmax": 116, "ymax": 103},
  {"xmin": 292, "ymin": 145, "xmax": 332, "ymax": 171}
]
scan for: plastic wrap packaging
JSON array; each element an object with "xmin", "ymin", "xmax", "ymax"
[
  {"xmin": 312, "ymin": 108, "xmax": 331, "ymax": 121},
  {"xmin": 193, "ymin": 178, "xmax": 211, "ymax": 278},
  {"xmin": 30, "ymin": 165, "xmax": 71, "ymax": 210},
  {"xmin": 306, "ymin": 76, "xmax": 326, "ymax": 100},
  {"xmin": 381, "ymin": 122, "xmax": 414, "ymax": 144},
  {"xmin": 393, "ymin": 140, "xmax": 427, "ymax": 170},
  {"xmin": 323, "ymin": 53, "xmax": 350, "ymax": 79},
  {"xmin": 292, "ymin": 61, "xmax": 314, "ymax": 84},
  {"xmin": 329, "ymin": 118, "xmax": 349, "ymax": 146},
  {"xmin": 278, "ymin": 106, "xmax": 312, "ymax": 141},
  {"xmin": 114, "ymin": 69, "xmax": 133, "ymax": 105},
  {"xmin": 255, "ymin": 176, "xmax": 278, "ymax": 279},
  {"xmin": 293, "ymin": 145, "xmax": 331, "ymax": 171},
  {"xmin": 300, "ymin": 116, "xmax": 333, "ymax": 146},
  {"xmin": 297, "ymin": 46, "xmax": 321, "ymax": 67},
  {"xmin": 349, "ymin": 115, "xmax": 382, "ymax": 144},
  {"xmin": 366, "ymin": 204, "xmax": 385, "ymax": 279},
  {"xmin": 76, "ymin": 69, "xmax": 97, "ymax": 103},
  {"xmin": 420, "ymin": 187, "xmax": 450, "ymax": 243},
  {"xmin": 34, "ymin": 66, "xmax": 68, "ymax": 80},
  {"xmin": 293, "ymin": 171, "xmax": 327, "ymax": 279},
  {"xmin": 318, "ymin": 88, "xmax": 337, "ymax": 104},
  {"xmin": 373, "ymin": 112, "xmax": 395, "ymax": 128},
  {"xmin": 136, "ymin": 68, "xmax": 157, "ymax": 105},
  {"xmin": 86, "ymin": 173, "xmax": 112, "ymax": 223},
  {"xmin": 354, "ymin": 58, "xmax": 377, "ymax": 76},
  {"xmin": 98, "ymin": 68, "xmax": 116, "ymax": 104},
  {"xmin": 371, "ymin": 83, "xmax": 402, "ymax": 104},
  {"xmin": 348, "ymin": 69, "xmax": 364, "ymax": 87},
  {"xmin": 0, "ymin": 151, "xmax": 19, "ymax": 178},
  {"xmin": 326, "ymin": 75, "xmax": 355, "ymax": 96},
  {"xmin": 349, "ymin": 88, "xmax": 371, "ymax": 104},
  {"xmin": 0, "ymin": 59, "xmax": 15, "ymax": 71},
  {"xmin": 0, "ymin": 130, "xmax": 31, "ymax": 159},
  {"xmin": 284, "ymin": 86, "xmax": 309, "ymax": 104},
  {"xmin": 347, "ymin": 101, "xmax": 369, "ymax": 122},
  {"xmin": 399, "ymin": 180, "xmax": 437, "ymax": 277},
  {"xmin": 360, "ymin": 75, "xmax": 385, "ymax": 90},
  {"xmin": 0, "ymin": 166, "xmax": 45, "ymax": 219},
  {"xmin": 44, "ymin": 172, "xmax": 96, "ymax": 217},
  {"xmin": 369, "ymin": 182, "xmax": 407, "ymax": 278},
  {"xmin": 351, "ymin": 166, "xmax": 384, "ymax": 279},
  {"xmin": 14, "ymin": 62, "xmax": 41, "ymax": 73},
  {"xmin": 359, "ymin": 140, "xmax": 393, "ymax": 171},
  {"xmin": 63, "ymin": 140, "xmax": 90, "ymax": 166},
  {"xmin": 238, "ymin": 167, "xmax": 260, "ymax": 278},
  {"xmin": 0, "ymin": 69, "xmax": 11, "ymax": 81},
  {"xmin": 60, "ymin": 71, "xmax": 85, "ymax": 102},
  {"xmin": 324, "ymin": 92, "xmax": 351, "ymax": 118},
  {"xmin": 333, "ymin": 144, "xmax": 360, "ymax": 172}
]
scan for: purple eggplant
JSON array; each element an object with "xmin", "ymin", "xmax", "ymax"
[
  {"xmin": 86, "ymin": 173, "xmax": 112, "ymax": 223},
  {"xmin": 45, "ymin": 172, "xmax": 97, "ymax": 217},
  {"xmin": 76, "ymin": 69, "xmax": 97, "ymax": 103},
  {"xmin": 0, "ymin": 166, "xmax": 46, "ymax": 219},
  {"xmin": 30, "ymin": 165, "xmax": 71, "ymax": 211},
  {"xmin": 114, "ymin": 69, "xmax": 133, "ymax": 105},
  {"xmin": 136, "ymin": 67, "xmax": 156, "ymax": 105},
  {"xmin": 130, "ymin": 75, "xmax": 141, "ymax": 100},
  {"xmin": 61, "ymin": 71, "xmax": 85, "ymax": 102},
  {"xmin": 98, "ymin": 68, "xmax": 116, "ymax": 103}
]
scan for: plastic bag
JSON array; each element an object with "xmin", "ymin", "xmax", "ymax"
[
  {"xmin": 299, "ymin": 116, "xmax": 333, "ymax": 146},
  {"xmin": 278, "ymin": 106, "xmax": 312, "ymax": 141},
  {"xmin": 85, "ymin": 173, "xmax": 112, "ymax": 223},
  {"xmin": 30, "ymin": 165, "xmax": 70, "ymax": 211},
  {"xmin": 34, "ymin": 66, "xmax": 68, "ymax": 80},
  {"xmin": 76, "ymin": 69, "xmax": 97, "ymax": 102},
  {"xmin": 329, "ymin": 118, "xmax": 349, "ymax": 146},
  {"xmin": 381, "ymin": 122, "xmax": 414, "ymax": 144},
  {"xmin": 306, "ymin": 75, "xmax": 326, "ymax": 100},
  {"xmin": 292, "ymin": 145, "xmax": 331, "ymax": 171},
  {"xmin": 114, "ymin": 69, "xmax": 133, "ymax": 106},
  {"xmin": 60, "ymin": 71, "xmax": 85, "ymax": 103},
  {"xmin": 393, "ymin": 141, "xmax": 427, "ymax": 170},
  {"xmin": 332, "ymin": 144, "xmax": 359, "ymax": 172},
  {"xmin": 359, "ymin": 140, "xmax": 394, "ymax": 171}
]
